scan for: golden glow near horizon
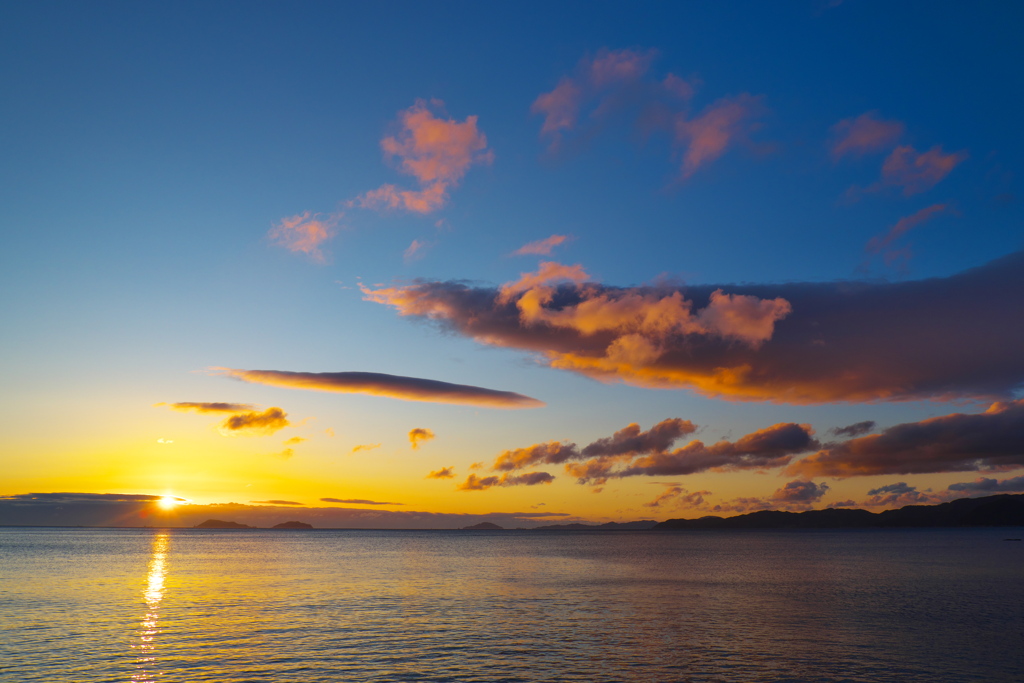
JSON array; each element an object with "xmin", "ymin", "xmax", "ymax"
[{"xmin": 156, "ymin": 497, "xmax": 179, "ymax": 510}]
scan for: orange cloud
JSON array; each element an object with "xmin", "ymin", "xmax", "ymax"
[
  {"xmin": 786, "ymin": 399, "xmax": 1024, "ymax": 478},
  {"xmin": 354, "ymin": 100, "xmax": 492, "ymax": 214},
  {"xmin": 283, "ymin": 436, "xmax": 306, "ymax": 445},
  {"xmin": 219, "ymin": 407, "xmax": 290, "ymax": 436},
  {"xmin": 351, "ymin": 443, "xmax": 381, "ymax": 454},
  {"xmin": 216, "ymin": 368, "xmax": 544, "ymax": 409},
  {"xmin": 426, "ymin": 467, "xmax": 456, "ymax": 479},
  {"xmin": 876, "ymin": 144, "xmax": 967, "ymax": 195},
  {"xmin": 830, "ymin": 111, "xmax": 905, "ymax": 160},
  {"xmin": 160, "ymin": 401, "xmax": 291, "ymax": 437},
  {"xmin": 675, "ymin": 94, "xmax": 765, "ymax": 178},
  {"xmin": 511, "ymin": 234, "xmax": 570, "ymax": 256},
  {"xmin": 457, "ymin": 471, "xmax": 555, "ymax": 491},
  {"xmin": 409, "ymin": 427, "xmax": 435, "ymax": 450},
  {"xmin": 362, "ymin": 251, "xmax": 1024, "ymax": 403},
  {"xmin": 644, "ymin": 485, "xmax": 711, "ymax": 509},
  {"xmin": 268, "ymin": 211, "xmax": 340, "ymax": 263}
]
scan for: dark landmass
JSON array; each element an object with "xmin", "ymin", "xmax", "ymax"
[
  {"xmin": 271, "ymin": 521, "xmax": 314, "ymax": 529},
  {"xmin": 193, "ymin": 519, "xmax": 255, "ymax": 529},
  {"xmin": 655, "ymin": 494, "xmax": 1024, "ymax": 530},
  {"xmin": 461, "ymin": 522, "xmax": 504, "ymax": 530},
  {"xmin": 532, "ymin": 520, "xmax": 659, "ymax": 531}
]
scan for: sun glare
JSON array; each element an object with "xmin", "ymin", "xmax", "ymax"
[{"xmin": 157, "ymin": 497, "xmax": 179, "ymax": 510}]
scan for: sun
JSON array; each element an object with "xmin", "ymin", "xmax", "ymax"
[{"xmin": 157, "ymin": 496, "xmax": 180, "ymax": 510}]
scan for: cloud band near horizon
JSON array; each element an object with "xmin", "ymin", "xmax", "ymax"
[{"xmin": 216, "ymin": 368, "xmax": 544, "ymax": 409}]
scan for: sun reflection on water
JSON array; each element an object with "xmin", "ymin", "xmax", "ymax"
[{"xmin": 132, "ymin": 532, "xmax": 169, "ymax": 683}]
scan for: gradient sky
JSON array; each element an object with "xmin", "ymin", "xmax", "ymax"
[{"xmin": 2, "ymin": 1, "xmax": 1023, "ymax": 527}]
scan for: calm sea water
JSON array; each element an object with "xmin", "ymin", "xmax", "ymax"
[{"xmin": 1, "ymin": 527, "xmax": 1022, "ymax": 682}]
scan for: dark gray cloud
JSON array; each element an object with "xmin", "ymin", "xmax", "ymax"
[
  {"xmin": 830, "ymin": 421, "xmax": 876, "ymax": 438},
  {"xmin": 788, "ymin": 399, "xmax": 1024, "ymax": 477},
  {"xmin": 364, "ymin": 251, "xmax": 1024, "ymax": 403},
  {"xmin": 947, "ymin": 476, "xmax": 1024, "ymax": 493},
  {"xmin": 251, "ymin": 500, "xmax": 304, "ymax": 506},
  {"xmin": 158, "ymin": 402, "xmax": 255, "ymax": 413},
  {"xmin": 771, "ymin": 480, "xmax": 830, "ymax": 504},
  {"xmin": 218, "ymin": 368, "xmax": 544, "ymax": 409}
]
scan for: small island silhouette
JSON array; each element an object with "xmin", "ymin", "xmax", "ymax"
[
  {"xmin": 272, "ymin": 521, "xmax": 314, "ymax": 529},
  {"xmin": 193, "ymin": 519, "xmax": 254, "ymax": 529},
  {"xmin": 461, "ymin": 522, "xmax": 503, "ymax": 530}
]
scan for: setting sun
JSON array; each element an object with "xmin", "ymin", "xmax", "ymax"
[{"xmin": 157, "ymin": 497, "xmax": 179, "ymax": 510}]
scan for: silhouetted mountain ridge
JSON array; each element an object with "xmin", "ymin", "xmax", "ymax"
[{"xmin": 654, "ymin": 494, "xmax": 1024, "ymax": 529}]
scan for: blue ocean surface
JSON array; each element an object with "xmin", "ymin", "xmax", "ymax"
[{"xmin": 1, "ymin": 527, "xmax": 1022, "ymax": 682}]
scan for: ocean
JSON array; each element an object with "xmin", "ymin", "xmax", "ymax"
[{"xmin": 1, "ymin": 527, "xmax": 1022, "ymax": 682}]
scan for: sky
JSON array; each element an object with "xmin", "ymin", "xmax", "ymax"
[{"xmin": 1, "ymin": 0, "xmax": 1023, "ymax": 528}]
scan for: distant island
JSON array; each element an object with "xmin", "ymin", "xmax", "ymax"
[
  {"xmin": 193, "ymin": 519, "xmax": 254, "ymax": 529},
  {"xmin": 272, "ymin": 521, "xmax": 313, "ymax": 529},
  {"xmin": 461, "ymin": 522, "xmax": 503, "ymax": 530},
  {"xmin": 655, "ymin": 494, "xmax": 1024, "ymax": 530}
]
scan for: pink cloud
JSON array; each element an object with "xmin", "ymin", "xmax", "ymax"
[
  {"xmin": 830, "ymin": 111, "xmax": 905, "ymax": 160},
  {"xmin": 268, "ymin": 211, "xmax": 340, "ymax": 263},
  {"xmin": 675, "ymin": 94, "xmax": 765, "ymax": 178},
  {"xmin": 588, "ymin": 48, "xmax": 656, "ymax": 87},
  {"xmin": 532, "ymin": 48, "xmax": 699, "ymax": 153},
  {"xmin": 403, "ymin": 238, "xmax": 431, "ymax": 263},
  {"xmin": 354, "ymin": 100, "xmax": 492, "ymax": 214},
  {"xmin": 512, "ymin": 234, "xmax": 570, "ymax": 256},
  {"xmin": 877, "ymin": 144, "xmax": 968, "ymax": 195},
  {"xmin": 866, "ymin": 204, "xmax": 950, "ymax": 255},
  {"xmin": 532, "ymin": 78, "xmax": 584, "ymax": 136}
]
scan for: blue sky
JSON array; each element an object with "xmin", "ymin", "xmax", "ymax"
[{"xmin": 2, "ymin": 1, "xmax": 1023, "ymax": 525}]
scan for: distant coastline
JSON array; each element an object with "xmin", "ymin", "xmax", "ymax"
[{"xmin": 1, "ymin": 494, "xmax": 1022, "ymax": 531}]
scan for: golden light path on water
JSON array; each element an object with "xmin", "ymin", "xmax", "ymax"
[{"xmin": 132, "ymin": 532, "xmax": 169, "ymax": 683}]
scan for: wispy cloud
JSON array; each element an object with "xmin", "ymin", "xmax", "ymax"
[
  {"xmin": 830, "ymin": 421, "xmax": 876, "ymax": 438},
  {"xmin": 644, "ymin": 485, "xmax": 711, "ymax": 509},
  {"xmin": 320, "ymin": 497, "xmax": 404, "ymax": 506},
  {"xmin": 403, "ymin": 238, "xmax": 432, "ymax": 263},
  {"xmin": 351, "ymin": 443, "xmax": 381, "ymax": 454},
  {"xmin": 830, "ymin": 111, "xmax": 905, "ymax": 160},
  {"xmin": 532, "ymin": 48, "xmax": 764, "ymax": 178},
  {"xmin": 866, "ymin": 203, "xmax": 950, "ymax": 255},
  {"xmin": 268, "ymin": 211, "xmax": 341, "ymax": 263},
  {"xmin": 409, "ymin": 428, "xmax": 434, "ymax": 450},
  {"xmin": 283, "ymin": 436, "xmax": 306, "ymax": 446},
  {"xmin": 157, "ymin": 402, "xmax": 255, "ymax": 413},
  {"xmin": 353, "ymin": 100, "xmax": 492, "ymax": 214},
  {"xmin": 675, "ymin": 94, "xmax": 765, "ymax": 178},
  {"xmin": 874, "ymin": 145, "xmax": 968, "ymax": 195},
  {"xmin": 251, "ymin": 499, "xmax": 304, "ymax": 506},
  {"xmin": 511, "ymin": 234, "xmax": 570, "ymax": 256},
  {"xmin": 363, "ymin": 250, "xmax": 1024, "ymax": 403},
  {"xmin": 216, "ymin": 368, "xmax": 544, "ymax": 409}
]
